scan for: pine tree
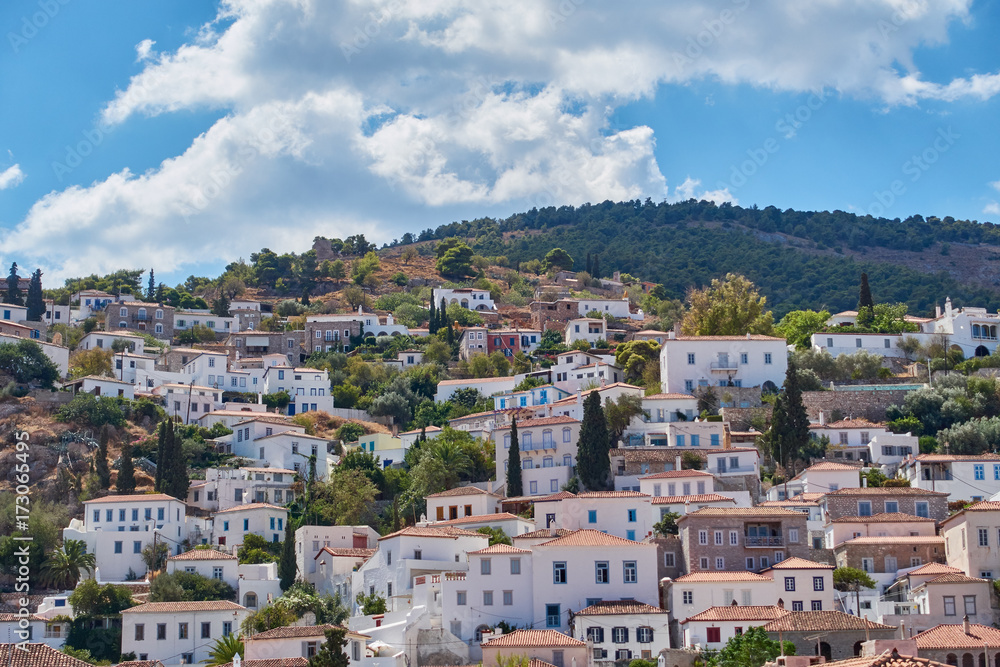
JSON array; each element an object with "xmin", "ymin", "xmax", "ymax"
[
  {"xmin": 155, "ymin": 282, "xmax": 165, "ymax": 303},
  {"xmin": 858, "ymin": 272, "xmax": 874, "ymax": 311},
  {"xmin": 6, "ymin": 263, "xmax": 22, "ymax": 306},
  {"xmin": 308, "ymin": 626, "xmax": 349, "ymax": 667},
  {"xmin": 592, "ymin": 254, "xmax": 600, "ymax": 279},
  {"xmin": 301, "ymin": 288, "xmax": 310, "ymax": 307},
  {"xmin": 577, "ymin": 391, "xmax": 612, "ymax": 491},
  {"xmin": 212, "ymin": 295, "xmax": 230, "ymax": 318},
  {"xmin": 117, "ymin": 439, "xmax": 136, "ymax": 494},
  {"xmin": 25, "ymin": 269, "xmax": 44, "ymax": 321},
  {"xmin": 95, "ymin": 426, "xmax": 112, "ymax": 490},
  {"xmin": 768, "ymin": 359, "xmax": 810, "ymax": 471},
  {"xmin": 278, "ymin": 518, "xmax": 297, "ymax": 591},
  {"xmin": 147, "ymin": 269, "xmax": 156, "ymax": 301},
  {"xmin": 506, "ymin": 419, "xmax": 522, "ymax": 497}
]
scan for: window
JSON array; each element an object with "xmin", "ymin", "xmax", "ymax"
[
  {"xmin": 157, "ymin": 624, "xmax": 166, "ymax": 640},
  {"xmin": 588, "ymin": 510, "xmax": 597, "ymax": 524},
  {"xmin": 740, "ymin": 352, "xmax": 748, "ymax": 364},
  {"xmin": 975, "ymin": 464, "xmax": 985, "ymax": 480},
  {"xmin": 944, "ymin": 596, "xmax": 956, "ymax": 616},
  {"xmin": 546, "ymin": 604, "xmax": 561, "ymax": 627},
  {"xmin": 700, "ymin": 557, "xmax": 710, "ymax": 569},
  {"xmin": 553, "ymin": 652, "xmax": 565, "ymax": 667},
  {"xmin": 483, "ymin": 591, "xmax": 493, "ymax": 606},
  {"xmin": 213, "ymin": 566, "xmax": 224, "ymax": 580},
  {"xmin": 746, "ymin": 557, "xmax": 755, "ymax": 570},
  {"xmin": 915, "ymin": 501, "xmax": 929, "ymax": 518},
  {"xmin": 503, "ymin": 590, "xmax": 513, "ymax": 605},
  {"xmin": 135, "ymin": 624, "xmax": 144, "ymax": 641},
  {"xmin": 178, "ymin": 623, "xmax": 188, "ymax": 639},
  {"xmin": 622, "ymin": 560, "xmax": 637, "ymax": 583},
  {"xmin": 687, "ymin": 353, "xmax": 696, "ymax": 364},
  {"xmin": 730, "ymin": 531, "xmax": 739, "ymax": 546},
  {"xmin": 979, "ymin": 528, "xmax": 989, "ymax": 547},
  {"xmin": 788, "ymin": 528, "xmax": 799, "ymax": 543},
  {"xmin": 637, "ymin": 627, "xmax": 653, "ymax": 643},
  {"xmin": 201, "ymin": 622, "xmax": 211, "ymax": 639},
  {"xmin": 628, "ymin": 509, "xmax": 637, "ymax": 522},
  {"xmin": 698, "ymin": 530, "xmax": 708, "ymax": 545},
  {"xmin": 481, "ymin": 559, "xmax": 491, "ymax": 575},
  {"xmin": 682, "ymin": 590, "xmax": 693, "ymax": 604},
  {"xmin": 664, "ymin": 552, "xmax": 675, "ymax": 567},
  {"xmin": 714, "ymin": 557, "xmax": 724, "ymax": 570},
  {"xmin": 861, "ymin": 558, "xmax": 874, "ymax": 573},
  {"xmin": 587, "ymin": 627, "xmax": 605, "ymax": 643},
  {"xmin": 511, "ymin": 558, "xmax": 521, "ymax": 575},
  {"xmin": 612, "ymin": 627, "xmax": 629, "ymax": 644},
  {"xmin": 563, "ymin": 428, "xmax": 571, "ymax": 442},
  {"xmin": 785, "ymin": 577, "xmax": 796, "ymax": 591},
  {"xmin": 858, "ymin": 501, "xmax": 872, "ymax": 517},
  {"xmin": 706, "ymin": 627, "xmax": 721, "ymax": 643},
  {"xmin": 133, "ymin": 541, "xmax": 142, "ymax": 554},
  {"xmin": 792, "ymin": 601, "xmax": 804, "ymax": 611},
  {"xmin": 811, "ymin": 600, "xmax": 823, "ymax": 611},
  {"xmin": 595, "ymin": 561, "xmax": 609, "ymax": 583},
  {"xmin": 456, "ymin": 591, "xmax": 467, "ymax": 606},
  {"xmin": 553, "ymin": 562, "xmax": 567, "ymax": 584},
  {"xmin": 885, "ymin": 501, "xmax": 899, "ymax": 514},
  {"xmin": 964, "ymin": 595, "xmax": 977, "ymax": 615},
  {"xmin": 764, "ymin": 353, "xmax": 772, "ymax": 364},
  {"xmin": 114, "ymin": 541, "xmax": 122, "ymax": 554},
  {"xmin": 813, "ymin": 576, "xmax": 825, "ymax": 591}
]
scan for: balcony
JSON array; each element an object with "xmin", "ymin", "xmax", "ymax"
[
  {"xmin": 710, "ymin": 361, "xmax": 739, "ymax": 371},
  {"xmin": 745, "ymin": 535, "xmax": 784, "ymax": 548}
]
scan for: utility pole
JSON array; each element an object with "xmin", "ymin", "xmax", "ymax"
[{"xmin": 185, "ymin": 380, "xmax": 194, "ymax": 425}]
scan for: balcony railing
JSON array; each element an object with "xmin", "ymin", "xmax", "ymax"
[
  {"xmin": 745, "ymin": 536, "xmax": 783, "ymax": 547},
  {"xmin": 710, "ymin": 361, "xmax": 739, "ymax": 371}
]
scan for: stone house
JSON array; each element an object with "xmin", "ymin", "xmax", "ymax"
[
  {"xmin": 833, "ymin": 536, "xmax": 946, "ymax": 575},
  {"xmin": 912, "ymin": 621, "xmax": 1000, "ymax": 667},
  {"xmin": 676, "ymin": 507, "xmax": 811, "ymax": 574},
  {"xmin": 762, "ymin": 611, "xmax": 897, "ymax": 661},
  {"xmin": 819, "ymin": 487, "xmax": 949, "ymax": 522},
  {"xmin": 106, "ymin": 301, "xmax": 175, "ymax": 339}
]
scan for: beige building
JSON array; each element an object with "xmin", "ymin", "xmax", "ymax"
[
  {"xmin": 480, "ymin": 629, "xmax": 588, "ymax": 667},
  {"xmin": 940, "ymin": 500, "xmax": 1000, "ymax": 580}
]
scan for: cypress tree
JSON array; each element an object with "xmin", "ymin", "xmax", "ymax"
[
  {"xmin": 278, "ymin": 518, "xmax": 297, "ymax": 591},
  {"xmin": 446, "ymin": 316, "xmax": 454, "ymax": 345},
  {"xmin": 506, "ymin": 419, "xmax": 522, "ymax": 497},
  {"xmin": 147, "ymin": 269, "xmax": 156, "ymax": 301},
  {"xmin": 577, "ymin": 392, "xmax": 612, "ymax": 491},
  {"xmin": 440, "ymin": 298, "xmax": 448, "ymax": 334},
  {"xmin": 768, "ymin": 359, "xmax": 810, "ymax": 471},
  {"xmin": 154, "ymin": 420, "xmax": 167, "ymax": 492},
  {"xmin": 858, "ymin": 272, "xmax": 874, "ymax": 311},
  {"xmin": 586, "ymin": 252, "xmax": 592, "ymax": 275},
  {"xmin": 117, "ymin": 439, "xmax": 136, "ymax": 494},
  {"xmin": 95, "ymin": 426, "xmax": 112, "ymax": 490},
  {"xmin": 163, "ymin": 420, "xmax": 190, "ymax": 501},
  {"xmin": 592, "ymin": 254, "xmax": 600, "ymax": 280},
  {"xmin": 155, "ymin": 282, "xmax": 165, "ymax": 303},
  {"xmin": 6, "ymin": 263, "xmax": 22, "ymax": 306},
  {"xmin": 26, "ymin": 269, "xmax": 44, "ymax": 321},
  {"xmin": 429, "ymin": 299, "xmax": 437, "ymax": 334}
]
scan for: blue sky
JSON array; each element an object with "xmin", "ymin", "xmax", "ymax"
[{"xmin": 1, "ymin": 0, "xmax": 999, "ymax": 286}]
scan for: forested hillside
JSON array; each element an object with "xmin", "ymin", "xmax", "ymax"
[{"xmin": 406, "ymin": 199, "xmax": 1000, "ymax": 318}]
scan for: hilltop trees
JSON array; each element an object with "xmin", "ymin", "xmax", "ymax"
[
  {"xmin": 681, "ymin": 273, "xmax": 774, "ymax": 336},
  {"xmin": 435, "ymin": 238, "xmax": 476, "ymax": 278},
  {"xmin": 543, "ymin": 248, "xmax": 574, "ymax": 272}
]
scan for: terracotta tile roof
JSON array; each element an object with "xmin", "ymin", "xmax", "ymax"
[
  {"xmin": 764, "ymin": 557, "xmax": 834, "ymax": 570},
  {"xmin": 217, "ymin": 659, "xmax": 309, "ymax": 667},
  {"xmin": 378, "ymin": 525, "xmax": 488, "ymax": 541},
  {"xmin": 426, "ymin": 486, "xmax": 498, "ymax": 498},
  {"xmin": 651, "ymin": 493, "xmax": 735, "ymax": 505},
  {"xmin": 256, "ymin": 431, "xmax": 329, "ymax": 442},
  {"xmin": 672, "ymin": 571, "xmax": 772, "ymax": 583},
  {"xmin": 0, "ymin": 644, "xmax": 97, "ymax": 667},
  {"xmin": 806, "ymin": 461, "xmax": 865, "ymax": 471},
  {"xmin": 916, "ymin": 573, "xmax": 989, "ymax": 587},
  {"xmin": 841, "ymin": 536, "xmax": 944, "ymax": 545},
  {"xmin": 481, "ymin": 629, "xmax": 586, "ymax": 647},
  {"xmin": 116, "ymin": 662, "xmax": 166, "ymax": 667},
  {"xmin": 493, "ymin": 416, "xmax": 580, "ymax": 431},
  {"xmin": 823, "ymin": 652, "xmax": 949, "ymax": 667},
  {"xmin": 831, "ymin": 512, "xmax": 934, "ymax": 523},
  {"xmin": 576, "ymin": 601, "xmax": 666, "ymax": 615},
  {"xmin": 824, "ymin": 487, "xmax": 948, "ymax": 497},
  {"xmin": 213, "ymin": 502, "xmax": 287, "ymax": 514},
  {"xmin": 121, "ymin": 600, "xmax": 246, "ymax": 613},
  {"xmin": 314, "ymin": 547, "xmax": 376, "ymax": 560},
  {"xmin": 398, "ymin": 425, "xmax": 443, "ymax": 435},
  {"xmin": 433, "ymin": 512, "xmax": 524, "ymax": 526},
  {"xmin": 438, "ymin": 377, "xmax": 516, "ymax": 386},
  {"xmin": 640, "ymin": 469, "xmax": 714, "ymax": 480},
  {"xmin": 574, "ymin": 491, "xmax": 650, "ymax": 499},
  {"xmin": 759, "ymin": 498, "xmax": 821, "ymax": 507},
  {"xmin": 914, "ymin": 453, "xmax": 1000, "ymax": 462},
  {"xmin": 513, "ymin": 528, "xmax": 571, "ymax": 540},
  {"xmin": 0, "ymin": 613, "xmax": 47, "ymax": 622},
  {"xmin": 530, "ymin": 491, "xmax": 577, "ymax": 502},
  {"xmin": 906, "ymin": 563, "xmax": 962, "ymax": 577},
  {"xmin": 168, "ymin": 548, "xmax": 237, "ymax": 561},
  {"xmin": 468, "ymin": 543, "xmax": 532, "ymax": 555},
  {"xmin": 681, "ymin": 507, "xmax": 807, "ymax": 518},
  {"xmin": 537, "ymin": 529, "xmax": 646, "ymax": 548},
  {"xmin": 959, "ymin": 500, "xmax": 1000, "ymax": 511},
  {"xmin": 811, "ymin": 418, "xmax": 886, "ymax": 429},
  {"xmin": 913, "ymin": 623, "xmax": 1000, "ymax": 649},
  {"xmin": 643, "ymin": 393, "xmax": 698, "ymax": 400},
  {"xmin": 763, "ymin": 611, "xmax": 895, "ymax": 632},
  {"xmin": 251, "ymin": 624, "xmax": 340, "ymax": 640},
  {"xmin": 683, "ymin": 606, "xmax": 788, "ymax": 623},
  {"xmin": 83, "ymin": 493, "xmax": 180, "ymax": 504}
]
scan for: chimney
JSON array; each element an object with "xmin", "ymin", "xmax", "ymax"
[
  {"xmin": 900, "ymin": 621, "xmax": 906, "ymax": 640},
  {"xmin": 963, "ymin": 615, "xmax": 971, "ymax": 635},
  {"xmin": 746, "ymin": 332, "xmax": 750, "ymax": 340},
  {"xmin": 935, "ymin": 305, "xmax": 942, "ymax": 318},
  {"xmin": 675, "ymin": 455, "xmax": 682, "ymax": 471},
  {"xmin": 818, "ymin": 411, "xmax": 826, "ymax": 426},
  {"xmin": 862, "ymin": 476, "xmax": 868, "ymax": 488}
]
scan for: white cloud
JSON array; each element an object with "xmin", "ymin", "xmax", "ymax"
[
  {"xmin": 0, "ymin": 164, "xmax": 24, "ymax": 190},
  {"xmin": 5, "ymin": 0, "xmax": 998, "ymax": 279},
  {"xmin": 990, "ymin": 180, "xmax": 1000, "ymax": 192},
  {"xmin": 985, "ymin": 202, "xmax": 1000, "ymax": 216}
]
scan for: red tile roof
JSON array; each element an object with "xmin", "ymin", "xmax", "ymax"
[
  {"xmin": 914, "ymin": 453, "xmax": 1000, "ymax": 462},
  {"xmin": 481, "ymin": 629, "xmax": 586, "ymax": 647},
  {"xmin": 840, "ymin": 536, "xmax": 944, "ymax": 545},
  {"xmin": 681, "ymin": 507, "xmax": 807, "ymax": 518},
  {"xmin": 640, "ymin": 469, "xmax": 714, "ymax": 480},
  {"xmin": 468, "ymin": 543, "xmax": 532, "ymax": 555},
  {"xmin": 651, "ymin": 493, "xmax": 735, "ymax": 505},
  {"xmin": 530, "ymin": 491, "xmax": 577, "ymax": 502},
  {"xmin": 426, "ymin": 486, "xmax": 498, "ymax": 498},
  {"xmin": 493, "ymin": 416, "xmax": 580, "ymax": 431},
  {"xmin": 0, "ymin": 644, "xmax": 97, "ymax": 667},
  {"xmin": 122, "ymin": 600, "xmax": 246, "ymax": 613},
  {"xmin": 831, "ymin": 512, "xmax": 934, "ymax": 523},
  {"xmin": 764, "ymin": 557, "xmax": 834, "ymax": 570},
  {"xmin": 643, "ymin": 393, "xmax": 697, "ymax": 400},
  {"xmin": 960, "ymin": 500, "xmax": 1000, "ymax": 511},
  {"xmin": 314, "ymin": 547, "xmax": 376, "ymax": 560},
  {"xmin": 83, "ymin": 493, "xmax": 180, "ymax": 504},
  {"xmin": 823, "ymin": 653, "xmax": 949, "ymax": 667},
  {"xmin": 538, "ymin": 529, "xmax": 646, "ymax": 548},
  {"xmin": 906, "ymin": 563, "xmax": 962, "ymax": 577},
  {"xmin": 913, "ymin": 623, "xmax": 1000, "ymax": 649},
  {"xmin": 378, "ymin": 525, "xmax": 488, "ymax": 541},
  {"xmin": 168, "ymin": 548, "xmax": 237, "ymax": 561},
  {"xmin": 576, "ymin": 601, "xmax": 666, "ymax": 615},
  {"xmin": 574, "ymin": 491, "xmax": 650, "ymax": 499},
  {"xmin": 217, "ymin": 659, "xmax": 309, "ymax": 667},
  {"xmin": 672, "ymin": 571, "xmax": 772, "ymax": 583},
  {"xmin": 433, "ymin": 512, "xmax": 524, "ymax": 526},
  {"xmin": 513, "ymin": 528, "xmax": 571, "ymax": 540},
  {"xmin": 810, "ymin": 419, "xmax": 886, "ymax": 429},
  {"xmin": 805, "ymin": 461, "xmax": 865, "ymax": 471},
  {"xmin": 915, "ymin": 573, "xmax": 989, "ymax": 587},
  {"xmin": 671, "ymin": 335, "xmax": 785, "ymax": 341},
  {"xmin": 683, "ymin": 606, "xmax": 788, "ymax": 623},
  {"xmin": 763, "ymin": 611, "xmax": 895, "ymax": 632},
  {"xmin": 824, "ymin": 487, "xmax": 948, "ymax": 497}
]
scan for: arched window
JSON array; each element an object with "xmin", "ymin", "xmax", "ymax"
[
  {"xmin": 244, "ymin": 592, "xmax": 258, "ymax": 608},
  {"xmin": 523, "ymin": 458, "xmax": 533, "ymax": 469},
  {"xmin": 543, "ymin": 457, "xmax": 554, "ymax": 468},
  {"xmin": 543, "ymin": 429, "xmax": 554, "ymax": 446},
  {"xmin": 137, "ymin": 308, "xmax": 146, "ymax": 319},
  {"xmin": 120, "ymin": 307, "xmax": 127, "ymax": 317},
  {"xmin": 946, "ymin": 655, "xmax": 958, "ymax": 666},
  {"xmin": 155, "ymin": 310, "xmax": 163, "ymax": 319},
  {"xmin": 474, "ymin": 625, "xmax": 490, "ymax": 642},
  {"xmin": 964, "ymin": 654, "xmax": 976, "ymax": 667},
  {"xmin": 562, "ymin": 428, "xmax": 571, "ymax": 443},
  {"xmin": 974, "ymin": 324, "xmax": 982, "ymax": 338},
  {"xmin": 119, "ymin": 321, "xmax": 128, "ymax": 328}
]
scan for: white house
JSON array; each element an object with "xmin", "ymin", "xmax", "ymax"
[
  {"xmin": 564, "ymin": 318, "xmax": 607, "ymax": 346},
  {"xmin": 668, "ymin": 571, "xmax": 776, "ymax": 621},
  {"xmin": 824, "ymin": 512, "xmax": 937, "ymax": 550},
  {"xmin": 173, "ymin": 310, "xmax": 240, "ymax": 335},
  {"xmin": 63, "ymin": 493, "xmax": 190, "ymax": 581},
  {"xmin": 186, "ymin": 466, "xmax": 297, "ymax": 512},
  {"xmin": 639, "ymin": 469, "xmax": 715, "ymax": 498},
  {"xmin": 120, "ymin": 600, "xmax": 247, "ymax": 665},
  {"xmin": 0, "ymin": 334, "xmax": 69, "ymax": 378},
  {"xmin": 296, "ymin": 524, "xmax": 380, "ymax": 585},
  {"xmin": 680, "ymin": 605, "xmax": 789, "ymax": 650},
  {"xmin": 765, "ymin": 461, "xmax": 861, "ymax": 501},
  {"xmin": 210, "ymin": 503, "xmax": 289, "ymax": 551},
  {"xmin": 426, "ymin": 487, "xmax": 503, "ymax": 522},
  {"xmin": 493, "ymin": 384, "xmax": 571, "ymax": 411},
  {"xmin": 0, "ymin": 613, "xmax": 63, "ymax": 650},
  {"xmin": 165, "ymin": 548, "xmax": 239, "ymax": 590},
  {"xmin": 760, "ymin": 557, "xmax": 836, "ymax": 611},
  {"xmin": 429, "ymin": 512, "xmax": 535, "ymax": 537},
  {"xmin": 71, "ymin": 289, "xmax": 117, "ymax": 320},
  {"xmin": 154, "ymin": 383, "xmax": 224, "ymax": 424},
  {"xmin": 575, "ymin": 298, "xmax": 639, "ymax": 320},
  {"xmin": 309, "ymin": 546, "xmax": 376, "ymax": 600},
  {"xmin": 436, "ymin": 376, "xmax": 518, "ymax": 402},
  {"xmin": 262, "ymin": 365, "xmax": 334, "ymax": 416},
  {"xmin": 533, "ymin": 491, "xmax": 652, "ymax": 542},
  {"xmin": 659, "ymin": 333, "xmax": 788, "ymax": 395},
  {"xmin": 433, "ymin": 288, "xmax": 496, "ymax": 312},
  {"xmin": 492, "ymin": 416, "xmax": 582, "ymax": 497},
  {"xmin": 530, "ymin": 529, "xmax": 659, "ymax": 633},
  {"xmin": 63, "ymin": 375, "xmax": 135, "ymax": 400},
  {"xmin": 869, "ymin": 433, "xmax": 919, "ymax": 467},
  {"xmin": 901, "ymin": 453, "xmax": 1000, "ymax": 502},
  {"xmin": 810, "ymin": 417, "xmax": 892, "ymax": 463},
  {"xmin": 573, "ymin": 600, "xmax": 671, "ymax": 663},
  {"xmin": 78, "ymin": 331, "xmax": 146, "ymax": 354},
  {"xmin": 244, "ymin": 624, "xmax": 374, "ymax": 663},
  {"xmin": 221, "ymin": 420, "xmax": 337, "ymax": 478}
]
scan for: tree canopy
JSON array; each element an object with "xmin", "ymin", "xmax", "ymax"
[{"xmin": 681, "ymin": 273, "xmax": 774, "ymax": 336}]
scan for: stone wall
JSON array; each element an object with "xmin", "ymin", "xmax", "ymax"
[
  {"xmin": 822, "ymin": 492, "xmax": 948, "ymax": 522},
  {"xmin": 834, "ymin": 541, "xmax": 946, "ymax": 573},
  {"xmin": 720, "ymin": 406, "xmax": 771, "ymax": 431},
  {"xmin": 769, "ymin": 629, "xmax": 897, "ymax": 662},
  {"xmin": 802, "ymin": 389, "xmax": 913, "ymax": 422}
]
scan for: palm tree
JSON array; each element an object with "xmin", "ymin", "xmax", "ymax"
[
  {"xmin": 40, "ymin": 539, "xmax": 96, "ymax": 590},
  {"xmin": 205, "ymin": 633, "xmax": 244, "ymax": 666},
  {"xmin": 425, "ymin": 439, "xmax": 472, "ymax": 488}
]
